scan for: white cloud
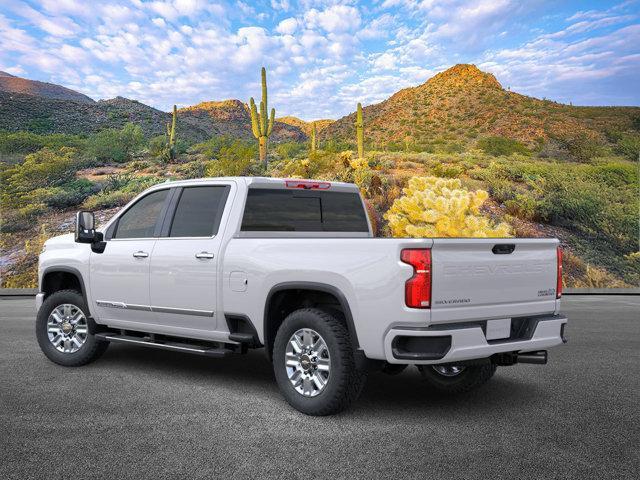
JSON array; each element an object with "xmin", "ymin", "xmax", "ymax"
[
  {"xmin": 305, "ymin": 5, "xmax": 361, "ymax": 33},
  {"xmin": 276, "ymin": 17, "xmax": 298, "ymax": 35},
  {"xmin": 9, "ymin": 2, "xmax": 80, "ymax": 37},
  {"xmin": 271, "ymin": 0, "xmax": 291, "ymax": 11}
]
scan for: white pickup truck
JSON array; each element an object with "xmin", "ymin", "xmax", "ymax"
[{"xmin": 36, "ymin": 177, "xmax": 567, "ymax": 415}]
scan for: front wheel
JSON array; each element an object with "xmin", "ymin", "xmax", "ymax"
[
  {"xmin": 272, "ymin": 308, "xmax": 367, "ymax": 416},
  {"xmin": 418, "ymin": 362, "xmax": 496, "ymax": 394},
  {"xmin": 36, "ymin": 290, "xmax": 108, "ymax": 367}
]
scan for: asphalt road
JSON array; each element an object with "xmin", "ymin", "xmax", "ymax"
[{"xmin": 1, "ymin": 296, "xmax": 638, "ymax": 479}]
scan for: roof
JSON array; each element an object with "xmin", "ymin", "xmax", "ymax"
[{"xmin": 149, "ymin": 176, "xmax": 359, "ymax": 192}]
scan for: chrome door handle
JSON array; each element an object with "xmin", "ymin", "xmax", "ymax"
[
  {"xmin": 133, "ymin": 251, "xmax": 149, "ymax": 258},
  {"xmin": 195, "ymin": 252, "xmax": 214, "ymax": 259}
]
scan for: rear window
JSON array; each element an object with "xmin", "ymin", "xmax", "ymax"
[{"xmin": 241, "ymin": 189, "xmax": 369, "ymax": 232}]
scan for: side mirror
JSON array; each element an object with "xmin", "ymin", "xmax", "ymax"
[{"xmin": 75, "ymin": 211, "xmax": 96, "ymax": 243}]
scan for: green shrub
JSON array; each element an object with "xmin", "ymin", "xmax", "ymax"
[
  {"xmin": 175, "ymin": 161, "xmax": 206, "ymax": 179},
  {"xmin": 88, "ymin": 123, "xmax": 144, "ymax": 163},
  {"xmin": 432, "ymin": 163, "xmax": 463, "ymax": 178},
  {"xmin": 83, "ymin": 190, "xmax": 132, "ymax": 209},
  {"xmin": 148, "ymin": 135, "xmax": 166, "ymax": 157},
  {"xmin": 505, "ymin": 194, "xmax": 539, "ymax": 220},
  {"xmin": 556, "ymin": 132, "xmax": 603, "ymax": 162},
  {"xmin": 615, "ymin": 133, "xmax": 640, "ymax": 160},
  {"xmin": 0, "ymin": 147, "xmax": 81, "ymax": 211},
  {"xmin": 275, "ymin": 141, "xmax": 306, "ymax": 160},
  {"xmin": 197, "ymin": 137, "xmax": 257, "ymax": 176},
  {"xmin": 477, "ymin": 136, "xmax": 529, "ymax": 156},
  {"xmin": 0, "ymin": 131, "xmax": 87, "ymax": 154}
]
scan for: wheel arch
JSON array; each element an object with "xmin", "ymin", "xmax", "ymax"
[
  {"xmin": 41, "ymin": 266, "xmax": 90, "ymax": 316},
  {"xmin": 263, "ymin": 281, "xmax": 360, "ymax": 361}
]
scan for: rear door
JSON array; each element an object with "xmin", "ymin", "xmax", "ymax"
[
  {"xmin": 149, "ymin": 183, "xmax": 232, "ymax": 332},
  {"xmin": 430, "ymin": 238, "xmax": 559, "ymax": 323}
]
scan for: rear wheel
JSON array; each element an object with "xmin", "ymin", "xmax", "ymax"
[
  {"xmin": 36, "ymin": 290, "xmax": 108, "ymax": 367},
  {"xmin": 418, "ymin": 362, "xmax": 496, "ymax": 394},
  {"xmin": 273, "ymin": 308, "xmax": 367, "ymax": 415}
]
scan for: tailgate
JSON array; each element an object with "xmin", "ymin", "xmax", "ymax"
[{"xmin": 430, "ymin": 238, "xmax": 559, "ymax": 323}]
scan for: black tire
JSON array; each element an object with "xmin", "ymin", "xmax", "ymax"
[
  {"xmin": 36, "ymin": 289, "xmax": 108, "ymax": 367},
  {"xmin": 273, "ymin": 308, "xmax": 367, "ymax": 416},
  {"xmin": 418, "ymin": 362, "xmax": 496, "ymax": 394}
]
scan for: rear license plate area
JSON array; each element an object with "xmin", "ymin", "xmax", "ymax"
[{"xmin": 485, "ymin": 318, "xmax": 511, "ymax": 340}]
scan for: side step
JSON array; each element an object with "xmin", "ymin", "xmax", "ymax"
[{"xmin": 95, "ymin": 333, "xmax": 234, "ymax": 358}]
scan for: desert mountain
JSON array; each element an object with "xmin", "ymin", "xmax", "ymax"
[
  {"xmin": 0, "ymin": 74, "xmax": 305, "ymax": 143},
  {"xmin": 321, "ymin": 64, "xmax": 639, "ymax": 148},
  {"xmin": 179, "ymin": 100, "xmax": 306, "ymax": 142},
  {"xmin": 0, "ymin": 71, "xmax": 94, "ymax": 104},
  {"xmin": 277, "ymin": 116, "xmax": 334, "ymax": 135}
]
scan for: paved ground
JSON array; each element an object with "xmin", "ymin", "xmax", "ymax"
[{"xmin": 1, "ymin": 296, "xmax": 638, "ymax": 479}]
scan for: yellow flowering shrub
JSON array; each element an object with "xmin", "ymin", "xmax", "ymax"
[{"xmin": 384, "ymin": 176, "xmax": 512, "ymax": 237}]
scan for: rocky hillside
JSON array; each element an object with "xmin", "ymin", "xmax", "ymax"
[
  {"xmin": 321, "ymin": 64, "xmax": 640, "ymax": 148},
  {"xmin": 277, "ymin": 116, "xmax": 334, "ymax": 135},
  {"xmin": 0, "ymin": 75, "xmax": 305, "ymax": 143},
  {"xmin": 0, "ymin": 71, "xmax": 94, "ymax": 104},
  {"xmin": 179, "ymin": 100, "xmax": 306, "ymax": 142}
]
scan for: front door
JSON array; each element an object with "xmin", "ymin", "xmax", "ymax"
[
  {"xmin": 90, "ymin": 188, "xmax": 171, "ymax": 326},
  {"xmin": 149, "ymin": 184, "xmax": 231, "ymax": 333}
]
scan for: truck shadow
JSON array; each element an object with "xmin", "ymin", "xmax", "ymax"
[{"xmin": 98, "ymin": 344, "xmax": 546, "ymax": 416}]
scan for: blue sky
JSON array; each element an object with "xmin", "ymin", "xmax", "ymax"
[{"xmin": 0, "ymin": 0, "xmax": 638, "ymax": 120}]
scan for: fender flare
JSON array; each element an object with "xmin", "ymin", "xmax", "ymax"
[
  {"xmin": 263, "ymin": 281, "xmax": 360, "ymax": 359},
  {"xmin": 41, "ymin": 266, "xmax": 91, "ymax": 316}
]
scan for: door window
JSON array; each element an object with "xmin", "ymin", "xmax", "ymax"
[
  {"xmin": 113, "ymin": 189, "xmax": 169, "ymax": 239},
  {"xmin": 169, "ymin": 186, "xmax": 229, "ymax": 237}
]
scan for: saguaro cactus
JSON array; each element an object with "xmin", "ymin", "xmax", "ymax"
[
  {"xmin": 166, "ymin": 104, "xmax": 177, "ymax": 161},
  {"xmin": 355, "ymin": 102, "xmax": 364, "ymax": 160},
  {"xmin": 310, "ymin": 122, "xmax": 317, "ymax": 152},
  {"xmin": 249, "ymin": 67, "xmax": 275, "ymax": 167}
]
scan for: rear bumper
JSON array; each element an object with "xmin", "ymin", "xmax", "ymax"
[{"xmin": 383, "ymin": 314, "xmax": 568, "ymax": 365}]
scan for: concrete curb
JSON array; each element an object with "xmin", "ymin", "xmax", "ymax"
[
  {"xmin": 564, "ymin": 288, "xmax": 640, "ymax": 295},
  {"xmin": 0, "ymin": 288, "xmax": 38, "ymax": 296}
]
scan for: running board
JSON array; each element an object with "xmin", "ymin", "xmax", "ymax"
[{"xmin": 95, "ymin": 333, "xmax": 234, "ymax": 358}]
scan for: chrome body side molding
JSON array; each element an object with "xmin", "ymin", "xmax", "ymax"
[{"xmin": 96, "ymin": 301, "xmax": 214, "ymax": 317}]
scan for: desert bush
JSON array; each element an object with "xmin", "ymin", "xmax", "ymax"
[
  {"xmin": 615, "ymin": 133, "xmax": 640, "ymax": 160},
  {"xmin": 82, "ymin": 175, "xmax": 163, "ymax": 210},
  {"xmin": 504, "ymin": 194, "xmax": 539, "ymax": 220},
  {"xmin": 478, "ymin": 136, "xmax": 529, "ymax": 156},
  {"xmin": 555, "ymin": 132, "xmax": 603, "ymax": 162},
  {"xmin": 175, "ymin": 160, "xmax": 206, "ymax": 179},
  {"xmin": 0, "ymin": 131, "xmax": 87, "ymax": 154},
  {"xmin": 384, "ymin": 176, "xmax": 512, "ymax": 237},
  {"xmin": 0, "ymin": 147, "xmax": 82, "ymax": 213},
  {"xmin": 148, "ymin": 134, "xmax": 166, "ymax": 156},
  {"xmin": 432, "ymin": 163, "xmax": 463, "ymax": 178},
  {"xmin": 30, "ymin": 178, "xmax": 97, "ymax": 209},
  {"xmin": 275, "ymin": 141, "xmax": 306, "ymax": 160},
  {"xmin": 88, "ymin": 123, "xmax": 144, "ymax": 163},
  {"xmin": 82, "ymin": 190, "xmax": 132, "ymax": 210},
  {"xmin": 203, "ymin": 138, "xmax": 257, "ymax": 177}
]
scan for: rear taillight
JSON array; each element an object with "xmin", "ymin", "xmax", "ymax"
[
  {"xmin": 557, "ymin": 246, "xmax": 563, "ymax": 298},
  {"xmin": 401, "ymin": 248, "xmax": 431, "ymax": 309}
]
